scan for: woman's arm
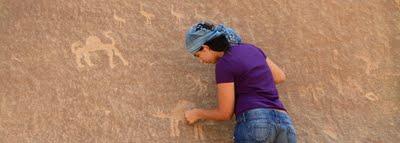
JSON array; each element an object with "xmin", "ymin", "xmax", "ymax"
[
  {"xmin": 185, "ymin": 82, "xmax": 235, "ymax": 124},
  {"xmin": 266, "ymin": 58, "xmax": 286, "ymax": 84}
]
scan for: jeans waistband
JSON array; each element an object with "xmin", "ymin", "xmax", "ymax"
[{"xmin": 235, "ymin": 108, "xmax": 292, "ymax": 124}]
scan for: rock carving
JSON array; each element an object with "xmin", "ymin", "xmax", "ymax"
[{"xmin": 71, "ymin": 31, "xmax": 129, "ymax": 68}]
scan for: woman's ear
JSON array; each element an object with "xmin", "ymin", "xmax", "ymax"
[{"xmin": 202, "ymin": 45, "xmax": 210, "ymax": 51}]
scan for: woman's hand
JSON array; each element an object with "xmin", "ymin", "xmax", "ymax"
[
  {"xmin": 185, "ymin": 109, "xmax": 201, "ymax": 125},
  {"xmin": 184, "ymin": 83, "xmax": 235, "ymax": 124}
]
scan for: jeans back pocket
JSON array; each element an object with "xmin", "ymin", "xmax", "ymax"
[{"xmin": 249, "ymin": 121, "xmax": 275, "ymax": 142}]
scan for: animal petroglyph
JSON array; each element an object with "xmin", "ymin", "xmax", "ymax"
[
  {"xmin": 194, "ymin": 124, "xmax": 205, "ymax": 140},
  {"xmin": 70, "ymin": 31, "xmax": 129, "ymax": 68},
  {"xmin": 113, "ymin": 11, "xmax": 126, "ymax": 23},
  {"xmin": 246, "ymin": 22, "xmax": 256, "ymax": 42},
  {"xmin": 364, "ymin": 92, "xmax": 379, "ymax": 101},
  {"xmin": 139, "ymin": 3, "xmax": 155, "ymax": 25},
  {"xmin": 331, "ymin": 49, "xmax": 341, "ymax": 70},
  {"xmin": 329, "ymin": 74, "xmax": 344, "ymax": 96},
  {"xmin": 346, "ymin": 78, "xmax": 364, "ymax": 96},
  {"xmin": 171, "ymin": 5, "xmax": 184, "ymax": 24},
  {"xmin": 152, "ymin": 100, "xmax": 198, "ymax": 138},
  {"xmin": 11, "ymin": 55, "xmax": 22, "ymax": 62},
  {"xmin": 193, "ymin": 121, "xmax": 218, "ymax": 140},
  {"xmin": 355, "ymin": 55, "xmax": 379, "ymax": 75},
  {"xmin": 296, "ymin": 83, "xmax": 325, "ymax": 107},
  {"xmin": 185, "ymin": 74, "xmax": 207, "ymax": 96},
  {"xmin": 322, "ymin": 124, "xmax": 339, "ymax": 141}
]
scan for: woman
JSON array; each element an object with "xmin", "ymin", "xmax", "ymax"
[{"xmin": 184, "ymin": 21, "xmax": 297, "ymax": 143}]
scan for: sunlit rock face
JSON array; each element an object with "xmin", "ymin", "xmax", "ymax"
[{"xmin": 0, "ymin": 0, "xmax": 399, "ymax": 142}]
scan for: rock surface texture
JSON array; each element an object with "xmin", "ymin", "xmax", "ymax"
[{"xmin": 0, "ymin": 0, "xmax": 399, "ymax": 142}]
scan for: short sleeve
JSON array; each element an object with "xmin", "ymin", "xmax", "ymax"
[{"xmin": 215, "ymin": 60, "xmax": 234, "ymax": 83}]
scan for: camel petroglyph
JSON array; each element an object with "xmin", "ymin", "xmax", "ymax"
[
  {"xmin": 151, "ymin": 100, "xmax": 201, "ymax": 139},
  {"xmin": 152, "ymin": 100, "xmax": 217, "ymax": 140},
  {"xmin": 153, "ymin": 100, "xmax": 194, "ymax": 137},
  {"xmin": 71, "ymin": 31, "xmax": 129, "ymax": 68}
]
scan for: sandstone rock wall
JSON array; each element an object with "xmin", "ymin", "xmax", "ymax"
[{"xmin": 1, "ymin": 0, "xmax": 399, "ymax": 142}]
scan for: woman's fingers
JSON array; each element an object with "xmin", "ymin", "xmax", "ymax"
[{"xmin": 184, "ymin": 109, "xmax": 198, "ymax": 125}]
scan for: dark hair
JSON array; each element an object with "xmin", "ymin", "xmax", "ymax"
[{"xmin": 195, "ymin": 22, "xmax": 231, "ymax": 52}]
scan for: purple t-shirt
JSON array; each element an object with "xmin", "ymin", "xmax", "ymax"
[{"xmin": 215, "ymin": 43, "xmax": 286, "ymax": 115}]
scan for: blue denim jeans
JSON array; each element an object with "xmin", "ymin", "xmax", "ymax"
[{"xmin": 234, "ymin": 108, "xmax": 297, "ymax": 143}]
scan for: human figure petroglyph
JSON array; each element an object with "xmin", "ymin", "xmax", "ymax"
[
  {"xmin": 70, "ymin": 31, "xmax": 129, "ymax": 68},
  {"xmin": 171, "ymin": 5, "xmax": 184, "ymax": 24},
  {"xmin": 153, "ymin": 100, "xmax": 195, "ymax": 137},
  {"xmin": 139, "ymin": 3, "xmax": 155, "ymax": 25}
]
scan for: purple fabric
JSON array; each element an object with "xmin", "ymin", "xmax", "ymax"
[{"xmin": 215, "ymin": 43, "xmax": 286, "ymax": 115}]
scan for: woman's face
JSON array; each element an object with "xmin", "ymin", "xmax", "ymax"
[{"xmin": 193, "ymin": 45, "xmax": 219, "ymax": 64}]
